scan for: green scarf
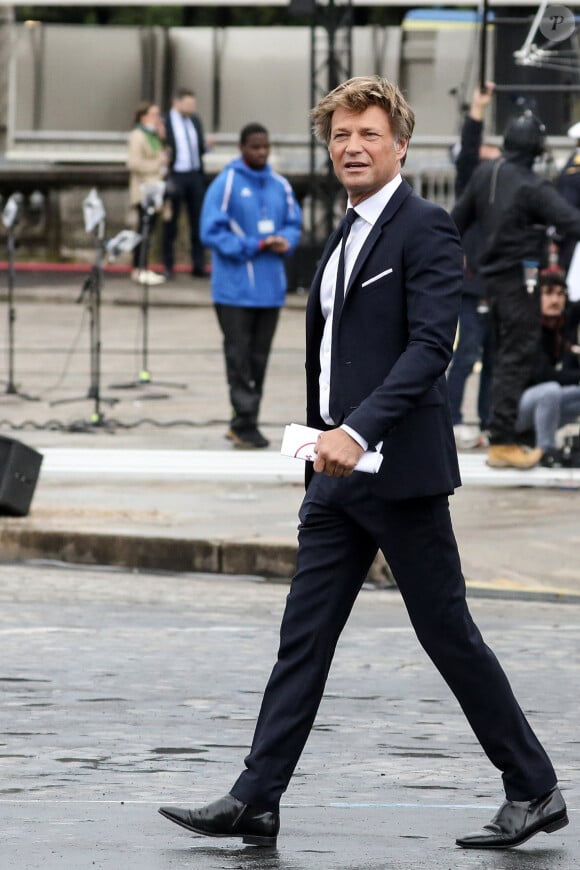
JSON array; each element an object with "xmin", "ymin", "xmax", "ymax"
[{"xmin": 138, "ymin": 124, "xmax": 163, "ymax": 152}]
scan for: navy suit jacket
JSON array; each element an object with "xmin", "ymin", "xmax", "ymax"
[
  {"xmin": 305, "ymin": 179, "xmax": 463, "ymax": 500},
  {"xmin": 165, "ymin": 112, "xmax": 207, "ymax": 175}
]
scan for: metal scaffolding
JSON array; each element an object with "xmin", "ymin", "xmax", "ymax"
[{"xmin": 306, "ymin": 0, "xmax": 353, "ymax": 243}]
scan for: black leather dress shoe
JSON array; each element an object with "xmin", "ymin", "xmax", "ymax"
[
  {"xmin": 158, "ymin": 794, "xmax": 279, "ymax": 847},
  {"xmin": 456, "ymin": 785, "xmax": 568, "ymax": 849}
]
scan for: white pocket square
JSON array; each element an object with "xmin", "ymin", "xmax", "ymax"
[{"xmin": 361, "ymin": 268, "xmax": 393, "ymax": 288}]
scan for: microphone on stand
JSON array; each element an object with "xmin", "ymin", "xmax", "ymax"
[
  {"xmin": 106, "ymin": 230, "xmax": 141, "ymax": 262},
  {"xmin": 82, "ymin": 188, "xmax": 106, "ymax": 235},
  {"xmin": 2, "ymin": 193, "xmax": 24, "ymax": 230},
  {"xmin": 28, "ymin": 190, "xmax": 45, "ymax": 226}
]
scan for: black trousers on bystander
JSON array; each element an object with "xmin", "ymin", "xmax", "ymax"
[{"xmin": 214, "ymin": 303, "xmax": 280, "ymax": 436}]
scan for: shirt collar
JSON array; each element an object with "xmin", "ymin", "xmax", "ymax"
[
  {"xmin": 348, "ymin": 173, "xmax": 402, "ymax": 226},
  {"xmin": 171, "ymin": 107, "xmax": 190, "ymax": 123}
]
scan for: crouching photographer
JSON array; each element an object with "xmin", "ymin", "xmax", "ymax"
[{"xmin": 515, "ymin": 267, "xmax": 580, "ymax": 467}]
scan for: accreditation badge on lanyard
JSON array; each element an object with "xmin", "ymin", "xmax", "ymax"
[{"xmin": 258, "ymin": 218, "xmax": 275, "ymax": 234}]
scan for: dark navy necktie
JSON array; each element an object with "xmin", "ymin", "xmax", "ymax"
[
  {"xmin": 329, "ymin": 207, "xmax": 358, "ymax": 423},
  {"xmin": 182, "ymin": 115, "xmax": 200, "ymax": 170}
]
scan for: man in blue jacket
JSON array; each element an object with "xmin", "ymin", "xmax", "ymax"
[{"xmin": 201, "ymin": 123, "xmax": 302, "ymax": 448}]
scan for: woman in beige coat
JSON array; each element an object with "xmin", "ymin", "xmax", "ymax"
[{"xmin": 127, "ymin": 101, "xmax": 168, "ymax": 285}]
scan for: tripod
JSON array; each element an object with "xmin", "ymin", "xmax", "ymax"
[
  {"xmin": 3, "ymin": 208, "xmax": 38, "ymax": 401},
  {"xmin": 110, "ymin": 197, "xmax": 187, "ymax": 398},
  {"xmin": 50, "ymin": 221, "xmax": 118, "ymax": 427}
]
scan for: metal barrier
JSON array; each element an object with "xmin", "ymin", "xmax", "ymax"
[{"xmin": 405, "ymin": 166, "xmax": 457, "ymax": 210}]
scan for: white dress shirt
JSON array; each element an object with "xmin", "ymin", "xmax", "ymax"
[
  {"xmin": 170, "ymin": 108, "xmax": 201, "ymax": 172},
  {"xmin": 318, "ymin": 174, "xmax": 402, "ymax": 449}
]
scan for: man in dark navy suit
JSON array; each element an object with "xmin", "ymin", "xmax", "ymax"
[
  {"xmin": 159, "ymin": 77, "xmax": 567, "ymax": 851},
  {"xmin": 162, "ymin": 87, "xmax": 208, "ymax": 279}
]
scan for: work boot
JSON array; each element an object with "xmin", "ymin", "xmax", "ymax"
[
  {"xmin": 226, "ymin": 427, "xmax": 270, "ymax": 449},
  {"xmin": 486, "ymin": 444, "xmax": 543, "ymax": 469}
]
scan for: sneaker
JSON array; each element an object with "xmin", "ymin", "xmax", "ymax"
[
  {"xmin": 141, "ymin": 270, "xmax": 166, "ymax": 286},
  {"xmin": 132, "ymin": 269, "xmax": 164, "ymax": 285},
  {"xmin": 454, "ymin": 424, "xmax": 484, "ymax": 449},
  {"xmin": 486, "ymin": 444, "xmax": 543, "ymax": 470},
  {"xmin": 226, "ymin": 427, "xmax": 270, "ymax": 449}
]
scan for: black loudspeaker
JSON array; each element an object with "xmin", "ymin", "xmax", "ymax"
[{"xmin": 0, "ymin": 436, "xmax": 43, "ymax": 517}]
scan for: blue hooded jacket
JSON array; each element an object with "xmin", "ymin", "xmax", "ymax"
[{"xmin": 200, "ymin": 157, "xmax": 302, "ymax": 307}]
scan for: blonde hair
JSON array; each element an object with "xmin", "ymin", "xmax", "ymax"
[{"xmin": 311, "ymin": 76, "xmax": 415, "ymax": 165}]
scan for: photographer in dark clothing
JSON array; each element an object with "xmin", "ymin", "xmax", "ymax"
[
  {"xmin": 447, "ymin": 84, "xmax": 498, "ymax": 448},
  {"xmin": 515, "ymin": 267, "xmax": 580, "ymax": 466},
  {"xmin": 452, "ymin": 109, "xmax": 580, "ymax": 469}
]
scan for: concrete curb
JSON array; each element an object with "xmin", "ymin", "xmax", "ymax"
[
  {"xmin": 464, "ymin": 583, "xmax": 580, "ymax": 605},
  {"xmin": 1, "ymin": 526, "xmax": 579, "ymax": 604},
  {"xmin": 0, "ymin": 527, "xmax": 297, "ymax": 580}
]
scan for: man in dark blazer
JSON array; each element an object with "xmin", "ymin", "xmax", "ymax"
[
  {"xmin": 159, "ymin": 77, "xmax": 567, "ymax": 851},
  {"xmin": 162, "ymin": 87, "xmax": 208, "ymax": 279}
]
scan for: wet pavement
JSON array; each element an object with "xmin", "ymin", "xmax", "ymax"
[{"xmin": 0, "ymin": 561, "xmax": 578, "ymax": 869}]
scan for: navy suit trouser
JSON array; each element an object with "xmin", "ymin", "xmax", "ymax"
[
  {"xmin": 230, "ymin": 472, "xmax": 556, "ymax": 809},
  {"xmin": 162, "ymin": 170, "xmax": 205, "ymax": 274}
]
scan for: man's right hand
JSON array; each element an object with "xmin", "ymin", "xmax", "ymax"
[
  {"xmin": 262, "ymin": 235, "xmax": 290, "ymax": 254},
  {"xmin": 470, "ymin": 82, "xmax": 495, "ymax": 122},
  {"xmin": 313, "ymin": 429, "xmax": 364, "ymax": 478}
]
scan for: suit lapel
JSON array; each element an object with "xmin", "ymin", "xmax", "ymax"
[
  {"xmin": 306, "ymin": 223, "xmax": 344, "ymax": 331},
  {"xmin": 346, "ymin": 179, "xmax": 413, "ymax": 293},
  {"xmin": 310, "ymin": 225, "xmax": 343, "ymax": 295},
  {"xmin": 307, "ymin": 180, "xmax": 413, "ymax": 333}
]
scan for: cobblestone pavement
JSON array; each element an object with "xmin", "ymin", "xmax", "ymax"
[{"xmin": 0, "ymin": 562, "xmax": 578, "ymax": 869}]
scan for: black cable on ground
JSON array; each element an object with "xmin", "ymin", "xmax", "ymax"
[
  {"xmin": 42, "ymin": 306, "xmax": 88, "ymax": 394},
  {"xmin": 0, "ymin": 417, "xmax": 229, "ymax": 432}
]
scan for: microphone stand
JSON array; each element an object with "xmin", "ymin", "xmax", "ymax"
[
  {"xmin": 109, "ymin": 196, "xmax": 187, "ymax": 398},
  {"xmin": 3, "ymin": 219, "xmax": 38, "ymax": 401},
  {"xmin": 50, "ymin": 219, "xmax": 118, "ymax": 428}
]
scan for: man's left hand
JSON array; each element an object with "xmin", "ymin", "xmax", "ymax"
[{"xmin": 313, "ymin": 429, "xmax": 364, "ymax": 477}]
